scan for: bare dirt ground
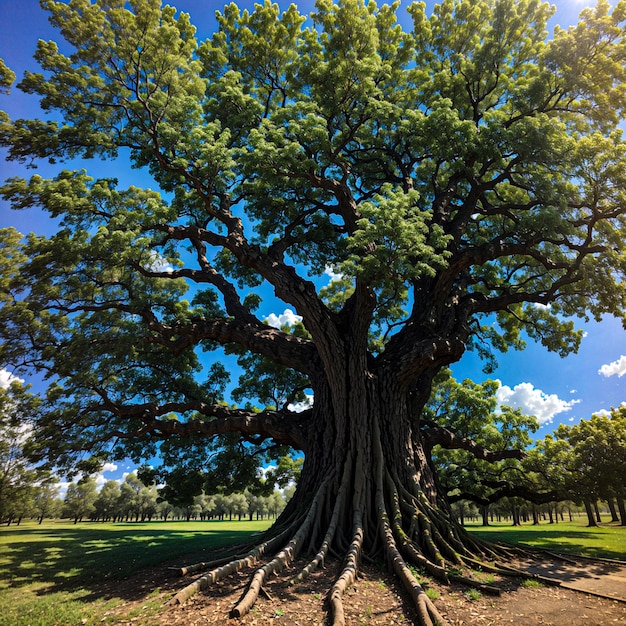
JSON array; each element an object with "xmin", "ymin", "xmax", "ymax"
[{"xmin": 108, "ymin": 554, "xmax": 626, "ymax": 626}]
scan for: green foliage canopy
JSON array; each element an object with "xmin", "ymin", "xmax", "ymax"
[
  {"xmin": 0, "ymin": 0, "xmax": 626, "ymax": 470},
  {"xmin": 526, "ymin": 406, "xmax": 626, "ymax": 504}
]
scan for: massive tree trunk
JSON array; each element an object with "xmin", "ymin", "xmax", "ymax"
[{"xmin": 169, "ymin": 350, "xmax": 512, "ymax": 625}]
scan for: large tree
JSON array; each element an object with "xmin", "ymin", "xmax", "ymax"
[
  {"xmin": 1, "ymin": 0, "xmax": 626, "ymax": 622},
  {"xmin": 424, "ymin": 371, "xmax": 545, "ymax": 511},
  {"xmin": 527, "ymin": 407, "xmax": 626, "ymax": 525}
]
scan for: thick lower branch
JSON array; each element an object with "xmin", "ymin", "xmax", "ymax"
[
  {"xmin": 423, "ymin": 423, "xmax": 526, "ymax": 462},
  {"xmin": 101, "ymin": 402, "xmax": 308, "ymax": 450},
  {"xmin": 145, "ymin": 315, "xmax": 319, "ymax": 375},
  {"xmin": 449, "ymin": 482, "xmax": 562, "ymax": 506}
]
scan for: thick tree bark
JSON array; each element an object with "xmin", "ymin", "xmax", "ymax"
[{"xmin": 170, "ymin": 356, "xmax": 520, "ymax": 625}]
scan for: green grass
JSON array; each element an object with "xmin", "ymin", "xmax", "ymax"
[
  {"xmin": 2, "ymin": 518, "xmax": 624, "ymax": 625},
  {"xmin": 466, "ymin": 519, "xmax": 626, "ymax": 561},
  {"xmin": 0, "ymin": 519, "xmax": 271, "ymax": 626}
]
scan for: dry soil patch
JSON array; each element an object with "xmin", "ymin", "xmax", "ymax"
[{"xmin": 107, "ymin": 556, "xmax": 626, "ymax": 625}]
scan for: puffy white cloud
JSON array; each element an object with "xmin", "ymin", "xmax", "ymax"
[
  {"xmin": 144, "ymin": 251, "xmax": 173, "ymax": 273},
  {"xmin": 592, "ymin": 402, "xmax": 626, "ymax": 418},
  {"xmin": 288, "ymin": 393, "xmax": 314, "ymax": 413},
  {"xmin": 324, "ymin": 266, "xmax": 343, "ymax": 282},
  {"xmin": 93, "ymin": 463, "xmax": 120, "ymax": 487},
  {"xmin": 496, "ymin": 381, "xmax": 580, "ymax": 425},
  {"xmin": 598, "ymin": 355, "xmax": 626, "ymax": 378},
  {"xmin": 95, "ymin": 474, "xmax": 109, "ymax": 488},
  {"xmin": 265, "ymin": 308, "xmax": 302, "ymax": 329},
  {"xmin": 0, "ymin": 369, "xmax": 23, "ymax": 389}
]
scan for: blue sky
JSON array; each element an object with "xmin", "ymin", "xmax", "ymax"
[{"xmin": 1, "ymin": 0, "xmax": 625, "ymax": 492}]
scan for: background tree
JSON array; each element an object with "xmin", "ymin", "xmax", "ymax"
[
  {"xmin": 63, "ymin": 476, "xmax": 98, "ymax": 524},
  {"xmin": 193, "ymin": 492, "xmax": 216, "ymax": 520},
  {"xmin": 566, "ymin": 408, "xmax": 626, "ymax": 525},
  {"xmin": 1, "ymin": 0, "xmax": 626, "ymax": 622},
  {"xmin": 95, "ymin": 479, "xmax": 122, "ymax": 522},
  {"xmin": 423, "ymin": 371, "xmax": 544, "ymax": 512},
  {"xmin": 0, "ymin": 378, "xmax": 41, "ymax": 525},
  {"xmin": 32, "ymin": 474, "xmax": 62, "ymax": 524},
  {"xmin": 528, "ymin": 408, "xmax": 626, "ymax": 525},
  {"xmin": 225, "ymin": 492, "xmax": 249, "ymax": 521},
  {"xmin": 118, "ymin": 471, "xmax": 159, "ymax": 521}
]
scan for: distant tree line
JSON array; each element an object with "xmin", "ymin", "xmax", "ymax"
[
  {"xmin": 451, "ymin": 497, "xmax": 618, "ymax": 527},
  {"xmin": 1, "ymin": 468, "xmax": 293, "ymax": 526},
  {"xmin": 426, "ymin": 373, "xmax": 626, "ymax": 527},
  {"xmin": 1, "ymin": 376, "xmax": 624, "ymax": 527},
  {"xmin": 60, "ymin": 472, "xmax": 293, "ymax": 525}
]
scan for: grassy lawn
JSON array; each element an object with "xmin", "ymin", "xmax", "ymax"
[
  {"xmin": 0, "ymin": 519, "xmax": 272, "ymax": 626},
  {"xmin": 467, "ymin": 519, "xmax": 626, "ymax": 561},
  {"xmin": 2, "ymin": 518, "xmax": 624, "ymax": 625}
]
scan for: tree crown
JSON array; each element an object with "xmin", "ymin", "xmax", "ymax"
[{"xmin": 1, "ymin": 0, "xmax": 626, "ymax": 467}]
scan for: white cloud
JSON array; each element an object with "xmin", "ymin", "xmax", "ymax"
[
  {"xmin": 93, "ymin": 463, "xmax": 120, "ymax": 488},
  {"xmin": 592, "ymin": 402, "xmax": 626, "ymax": 419},
  {"xmin": 598, "ymin": 355, "xmax": 626, "ymax": 378},
  {"xmin": 324, "ymin": 266, "xmax": 343, "ymax": 282},
  {"xmin": 496, "ymin": 380, "xmax": 580, "ymax": 425},
  {"xmin": 288, "ymin": 393, "xmax": 314, "ymax": 413},
  {"xmin": 57, "ymin": 480, "xmax": 72, "ymax": 500},
  {"xmin": 144, "ymin": 251, "xmax": 173, "ymax": 273},
  {"xmin": 264, "ymin": 308, "xmax": 302, "ymax": 329},
  {"xmin": 0, "ymin": 369, "xmax": 23, "ymax": 389},
  {"xmin": 95, "ymin": 474, "xmax": 109, "ymax": 489}
]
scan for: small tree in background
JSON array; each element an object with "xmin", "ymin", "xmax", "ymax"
[
  {"xmin": 63, "ymin": 476, "xmax": 98, "ymax": 524},
  {"xmin": 0, "ymin": 378, "xmax": 41, "ymax": 525}
]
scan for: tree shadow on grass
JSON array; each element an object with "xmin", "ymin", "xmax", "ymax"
[{"xmin": 0, "ymin": 521, "xmax": 265, "ymax": 602}]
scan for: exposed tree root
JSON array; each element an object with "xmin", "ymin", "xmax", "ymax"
[
  {"xmin": 168, "ymin": 521, "xmax": 298, "ymax": 606},
  {"xmin": 290, "ymin": 458, "xmax": 352, "ymax": 585},
  {"xmin": 230, "ymin": 488, "xmax": 324, "ymax": 618},
  {"xmin": 328, "ymin": 514, "xmax": 364, "ymax": 626},
  {"xmin": 167, "ymin": 439, "xmax": 553, "ymax": 625}
]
